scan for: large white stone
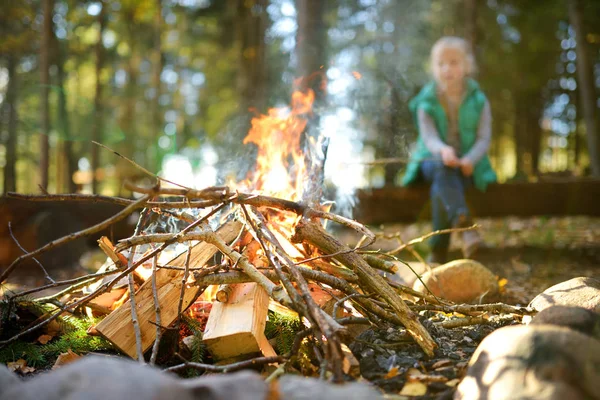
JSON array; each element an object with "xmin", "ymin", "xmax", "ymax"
[
  {"xmin": 529, "ymin": 277, "xmax": 600, "ymax": 313},
  {"xmin": 455, "ymin": 325, "xmax": 600, "ymax": 400}
]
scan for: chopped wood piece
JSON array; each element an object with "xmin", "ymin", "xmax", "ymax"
[
  {"xmin": 203, "ymin": 282, "xmax": 275, "ymax": 361},
  {"xmin": 95, "ymin": 220, "xmax": 243, "ymax": 359}
]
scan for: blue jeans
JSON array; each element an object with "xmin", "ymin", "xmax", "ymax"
[{"xmin": 420, "ymin": 160, "xmax": 471, "ymax": 252}]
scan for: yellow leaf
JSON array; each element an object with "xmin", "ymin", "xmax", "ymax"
[
  {"xmin": 399, "ymin": 381, "xmax": 427, "ymax": 396},
  {"xmin": 498, "ymin": 277, "xmax": 508, "ymax": 293}
]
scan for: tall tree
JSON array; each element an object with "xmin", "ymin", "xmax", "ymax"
[
  {"xmin": 568, "ymin": 0, "xmax": 600, "ymax": 176},
  {"xmin": 296, "ymin": 0, "xmax": 326, "ymax": 101},
  {"xmin": 150, "ymin": 0, "xmax": 163, "ymax": 172},
  {"xmin": 39, "ymin": 0, "xmax": 54, "ymax": 191},
  {"xmin": 235, "ymin": 0, "xmax": 268, "ymax": 114},
  {"xmin": 4, "ymin": 56, "xmax": 18, "ymax": 193},
  {"xmin": 91, "ymin": 1, "xmax": 106, "ymax": 193},
  {"xmin": 55, "ymin": 35, "xmax": 78, "ymax": 193}
]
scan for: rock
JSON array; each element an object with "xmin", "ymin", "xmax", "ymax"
[
  {"xmin": 412, "ymin": 259, "xmax": 498, "ymax": 303},
  {"xmin": 0, "ymin": 356, "xmax": 268, "ymax": 400},
  {"xmin": 390, "ymin": 262, "xmax": 429, "ymax": 287},
  {"xmin": 277, "ymin": 375, "xmax": 383, "ymax": 400},
  {"xmin": 530, "ymin": 305, "xmax": 600, "ymax": 339},
  {"xmin": 0, "ymin": 363, "xmax": 20, "ymax": 393},
  {"xmin": 529, "ymin": 277, "xmax": 600, "ymax": 313},
  {"xmin": 0, "ymin": 355, "xmax": 383, "ymax": 400},
  {"xmin": 455, "ymin": 325, "xmax": 600, "ymax": 400}
]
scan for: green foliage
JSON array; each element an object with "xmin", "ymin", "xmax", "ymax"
[
  {"xmin": 41, "ymin": 315, "xmax": 113, "ymax": 360},
  {"xmin": 265, "ymin": 311, "xmax": 303, "ymax": 356},
  {"xmin": 0, "ymin": 300, "xmax": 113, "ymax": 369},
  {"xmin": 181, "ymin": 314, "xmax": 206, "ymax": 364}
]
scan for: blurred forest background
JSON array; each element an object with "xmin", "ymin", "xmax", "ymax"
[{"xmin": 1, "ymin": 0, "xmax": 600, "ymax": 198}]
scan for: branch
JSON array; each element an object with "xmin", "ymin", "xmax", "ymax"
[{"xmin": 0, "ymin": 192, "xmax": 153, "ymax": 283}]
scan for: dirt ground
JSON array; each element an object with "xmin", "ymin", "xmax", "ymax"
[{"xmin": 334, "ymin": 216, "xmax": 600, "ymax": 305}]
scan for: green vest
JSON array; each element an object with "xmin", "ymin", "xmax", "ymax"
[{"xmin": 401, "ymin": 78, "xmax": 497, "ymax": 191}]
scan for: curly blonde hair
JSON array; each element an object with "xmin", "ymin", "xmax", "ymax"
[{"xmin": 430, "ymin": 36, "xmax": 477, "ymax": 76}]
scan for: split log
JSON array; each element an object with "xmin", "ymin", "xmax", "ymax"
[
  {"xmin": 202, "ymin": 282, "xmax": 276, "ymax": 361},
  {"xmin": 292, "ymin": 219, "xmax": 437, "ymax": 357},
  {"xmin": 95, "ymin": 220, "xmax": 243, "ymax": 359}
]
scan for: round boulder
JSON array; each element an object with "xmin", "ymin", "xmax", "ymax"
[
  {"xmin": 530, "ymin": 305, "xmax": 600, "ymax": 339},
  {"xmin": 412, "ymin": 259, "xmax": 498, "ymax": 303},
  {"xmin": 455, "ymin": 325, "xmax": 600, "ymax": 400},
  {"xmin": 529, "ymin": 277, "xmax": 600, "ymax": 313}
]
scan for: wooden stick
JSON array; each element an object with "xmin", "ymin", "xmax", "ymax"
[{"xmin": 292, "ymin": 219, "xmax": 437, "ymax": 357}]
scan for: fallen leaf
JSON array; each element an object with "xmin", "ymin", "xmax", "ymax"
[
  {"xmin": 7, "ymin": 359, "xmax": 27, "ymax": 371},
  {"xmin": 7, "ymin": 359, "xmax": 35, "ymax": 374},
  {"xmin": 52, "ymin": 349, "xmax": 81, "ymax": 369},
  {"xmin": 399, "ymin": 381, "xmax": 427, "ymax": 396},
  {"xmin": 37, "ymin": 334, "xmax": 53, "ymax": 344},
  {"xmin": 497, "ymin": 277, "xmax": 508, "ymax": 293},
  {"xmin": 384, "ymin": 366, "xmax": 399, "ymax": 379}
]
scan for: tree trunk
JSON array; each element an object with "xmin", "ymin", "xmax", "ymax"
[
  {"xmin": 39, "ymin": 0, "xmax": 53, "ymax": 191},
  {"xmin": 235, "ymin": 0, "xmax": 268, "ymax": 114},
  {"xmin": 513, "ymin": 97, "xmax": 527, "ymax": 179},
  {"xmin": 296, "ymin": 0, "xmax": 326, "ymax": 101},
  {"xmin": 4, "ymin": 56, "xmax": 18, "ymax": 193},
  {"xmin": 56, "ymin": 39, "xmax": 78, "ymax": 193},
  {"xmin": 150, "ymin": 0, "xmax": 163, "ymax": 172},
  {"xmin": 568, "ymin": 0, "xmax": 600, "ymax": 176},
  {"xmin": 91, "ymin": 1, "xmax": 106, "ymax": 194}
]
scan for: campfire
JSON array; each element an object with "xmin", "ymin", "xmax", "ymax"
[{"xmin": 0, "ymin": 86, "xmax": 445, "ymax": 380}]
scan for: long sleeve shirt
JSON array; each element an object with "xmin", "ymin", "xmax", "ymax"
[{"xmin": 418, "ymin": 99, "xmax": 492, "ymax": 165}]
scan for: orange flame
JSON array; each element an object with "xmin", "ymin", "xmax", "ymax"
[{"xmin": 242, "ymin": 89, "xmax": 315, "ymax": 201}]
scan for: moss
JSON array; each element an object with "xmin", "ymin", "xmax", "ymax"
[{"xmin": 0, "ymin": 300, "xmax": 113, "ymax": 369}]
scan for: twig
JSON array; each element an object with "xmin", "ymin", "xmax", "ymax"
[
  {"xmin": 165, "ymin": 356, "xmax": 285, "ymax": 374},
  {"xmin": 244, "ymin": 206, "xmax": 345, "ymax": 381},
  {"xmin": 175, "ymin": 242, "xmax": 193, "ymax": 333},
  {"xmin": 6, "ymin": 192, "xmax": 223, "ymax": 209},
  {"xmin": 386, "ymin": 225, "xmax": 478, "ymax": 255},
  {"xmin": 127, "ymin": 214, "xmax": 146, "ymax": 364},
  {"xmin": 435, "ymin": 314, "xmax": 517, "ymax": 329},
  {"xmin": 150, "ymin": 255, "xmax": 161, "ymax": 365},
  {"xmin": 0, "ymin": 192, "xmax": 153, "ymax": 283},
  {"xmin": 332, "ymin": 293, "xmax": 370, "ymax": 319},
  {"xmin": 412, "ymin": 302, "xmax": 537, "ymax": 316},
  {"xmin": 292, "ymin": 219, "xmax": 437, "ymax": 357},
  {"xmin": 8, "ymin": 222, "xmax": 55, "ymax": 283},
  {"xmin": 11, "ymin": 264, "xmax": 122, "ymax": 299}
]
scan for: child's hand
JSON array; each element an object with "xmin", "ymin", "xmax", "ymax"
[
  {"xmin": 460, "ymin": 158, "xmax": 474, "ymax": 176},
  {"xmin": 440, "ymin": 146, "xmax": 460, "ymax": 168}
]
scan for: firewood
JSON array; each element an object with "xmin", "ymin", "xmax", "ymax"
[
  {"xmin": 95, "ymin": 220, "xmax": 243, "ymax": 359},
  {"xmin": 202, "ymin": 282, "xmax": 276, "ymax": 361},
  {"xmin": 292, "ymin": 219, "xmax": 437, "ymax": 358}
]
